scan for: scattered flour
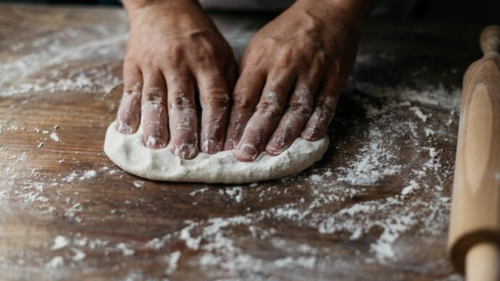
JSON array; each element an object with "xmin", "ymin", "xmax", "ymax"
[
  {"xmin": 0, "ymin": 25, "xmax": 126, "ymax": 97},
  {"xmin": 116, "ymin": 243, "xmax": 135, "ymax": 257},
  {"xmin": 62, "ymin": 172, "xmax": 78, "ymax": 183},
  {"xmin": 336, "ymin": 126, "xmax": 401, "ymax": 186},
  {"xmin": 221, "ymin": 186, "xmax": 244, "ymax": 203},
  {"xmin": 425, "ymin": 128, "xmax": 436, "ymax": 137},
  {"xmin": 189, "ymin": 187, "xmax": 209, "ymax": 196},
  {"xmin": 410, "ymin": 106, "xmax": 430, "ymax": 122},
  {"xmin": 51, "ymin": 236, "xmax": 71, "ymax": 250},
  {"xmin": 50, "ymin": 132, "xmax": 61, "ymax": 143},
  {"xmin": 0, "ymin": 17, "xmax": 460, "ymax": 280},
  {"xmin": 401, "ymin": 180, "xmax": 419, "ymax": 196},
  {"xmin": 132, "ymin": 180, "xmax": 144, "ymax": 188},
  {"xmin": 46, "ymin": 256, "xmax": 64, "ymax": 269},
  {"xmin": 165, "ymin": 251, "xmax": 182, "ymax": 275},
  {"xmin": 70, "ymin": 248, "xmax": 86, "ymax": 261},
  {"xmin": 78, "ymin": 170, "xmax": 97, "ymax": 181}
]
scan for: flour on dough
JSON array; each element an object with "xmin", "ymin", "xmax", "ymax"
[{"xmin": 104, "ymin": 121, "xmax": 329, "ymax": 184}]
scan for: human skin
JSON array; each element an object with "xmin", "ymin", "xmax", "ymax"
[
  {"xmin": 118, "ymin": 0, "xmax": 375, "ymax": 161},
  {"xmin": 118, "ymin": 0, "xmax": 238, "ymax": 159},
  {"xmin": 225, "ymin": 0, "xmax": 375, "ymax": 161}
]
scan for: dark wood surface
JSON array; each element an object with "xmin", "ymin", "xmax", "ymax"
[{"xmin": 0, "ymin": 4, "xmax": 485, "ymax": 281}]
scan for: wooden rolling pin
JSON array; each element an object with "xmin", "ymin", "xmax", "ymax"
[{"xmin": 447, "ymin": 25, "xmax": 500, "ymax": 280}]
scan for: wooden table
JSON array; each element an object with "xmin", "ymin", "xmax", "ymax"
[{"xmin": 0, "ymin": 4, "xmax": 484, "ymax": 281}]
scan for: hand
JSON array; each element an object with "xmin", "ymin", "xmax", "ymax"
[
  {"xmin": 224, "ymin": 0, "xmax": 368, "ymax": 161},
  {"xmin": 117, "ymin": 0, "xmax": 238, "ymax": 159}
]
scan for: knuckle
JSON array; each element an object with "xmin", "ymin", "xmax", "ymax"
[
  {"xmin": 329, "ymin": 60, "xmax": 341, "ymax": 76},
  {"xmin": 259, "ymin": 37, "xmax": 275, "ymax": 51},
  {"xmin": 245, "ymin": 53, "xmax": 263, "ymax": 68},
  {"xmin": 143, "ymin": 87, "xmax": 164, "ymax": 104},
  {"xmin": 118, "ymin": 110, "xmax": 136, "ymax": 125},
  {"xmin": 198, "ymin": 45, "xmax": 217, "ymax": 63},
  {"xmin": 170, "ymin": 91, "xmax": 193, "ymax": 109},
  {"xmin": 277, "ymin": 49, "xmax": 293, "ymax": 68},
  {"xmin": 257, "ymin": 101, "xmax": 282, "ymax": 119},
  {"xmin": 165, "ymin": 42, "xmax": 184, "ymax": 66},
  {"xmin": 316, "ymin": 95, "xmax": 337, "ymax": 112},
  {"xmin": 124, "ymin": 55, "xmax": 139, "ymax": 67},
  {"xmin": 203, "ymin": 91, "xmax": 230, "ymax": 108},
  {"xmin": 141, "ymin": 50, "xmax": 158, "ymax": 66},
  {"xmin": 245, "ymin": 41, "xmax": 271, "ymax": 67},
  {"xmin": 314, "ymin": 52, "xmax": 326, "ymax": 67},
  {"xmin": 170, "ymin": 75, "xmax": 189, "ymax": 85},
  {"xmin": 289, "ymin": 101, "xmax": 313, "ymax": 117},
  {"xmin": 123, "ymin": 83, "xmax": 141, "ymax": 94},
  {"xmin": 232, "ymin": 93, "xmax": 253, "ymax": 111}
]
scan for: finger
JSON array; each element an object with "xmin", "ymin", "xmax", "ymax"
[
  {"xmin": 167, "ymin": 72, "xmax": 198, "ymax": 159},
  {"xmin": 266, "ymin": 81, "xmax": 318, "ymax": 155},
  {"xmin": 266, "ymin": 55, "xmax": 324, "ymax": 154},
  {"xmin": 117, "ymin": 64, "xmax": 142, "ymax": 134},
  {"xmin": 223, "ymin": 69, "xmax": 266, "ymax": 150},
  {"xmin": 141, "ymin": 70, "xmax": 169, "ymax": 149},
  {"xmin": 301, "ymin": 76, "xmax": 341, "ymax": 141},
  {"xmin": 224, "ymin": 58, "xmax": 238, "ymax": 93},
  {"xmin": 197, "ymin": 68, "xmax": 231, "ymax": 154},
  {"xmin": 235, "ymin": 72, "xmax": 296, "ymax": 162}
]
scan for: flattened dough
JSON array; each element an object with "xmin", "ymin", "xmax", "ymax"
[{"xmin": 104, "ymin": 121, "xmax": 329, "ymax": 184}]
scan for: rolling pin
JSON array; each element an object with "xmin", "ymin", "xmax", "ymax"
[{"xmin": 447, "ymin": 25, "xmax": 500, "ymax": 280}]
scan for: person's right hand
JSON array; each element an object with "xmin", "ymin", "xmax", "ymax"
[{"xmin": 117, "ymin": 0, "xmax": 237, "ymax": 159}]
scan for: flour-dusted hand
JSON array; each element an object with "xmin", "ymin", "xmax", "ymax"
[
  {"xmin": 117, "ymin": 0, "xmax": 237, "ymax": 159},
  {"xmin": 224, "ymin": 0, "xmax": 373, "ymax": 161}
]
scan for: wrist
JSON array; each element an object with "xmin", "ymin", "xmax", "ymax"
[
  {"xmin": 327, "ymin": 0, "xmax": 377, "ymax": 15},
  {"xmin": 123, "ymin": 0, "xmax": 200, "ymax": 19},
  {"xmin": 295, "ymin": 0, "xmax": 375, "ymax": 27}
]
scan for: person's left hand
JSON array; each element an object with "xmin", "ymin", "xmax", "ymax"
[{"xmin": 224, "ymin": 0, "xmax": 368, "ymax": 161}]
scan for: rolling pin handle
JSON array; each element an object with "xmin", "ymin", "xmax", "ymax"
[
  {"xmin": 466, "ymin": 242, "xmax": 500, "ymax": 281},
  {"xmin": 448, "ymin": 24, "xmax": 500, "ymax": 279},
  {"xmin": 480, "ymin": 25, "xmax": 500, "ymax": 56}
]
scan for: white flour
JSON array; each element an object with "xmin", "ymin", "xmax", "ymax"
[
  {"xmin": 52, "ymin": 236, "xmax": 71, "ymax": 250},
  {"xmin": 0, "ymin": 13, "xmax": 463, "ymax": 281}
]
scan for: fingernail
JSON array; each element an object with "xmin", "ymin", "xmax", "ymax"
[
  {"xmin": 117, "ymin": 120, "xmax": 132, "ymax": 134},
  {"xmin": 202, "ymin": 138, "xmax": 221, "ymax": 154},
  {"xmin": 146, "ymin": 136, "xmax": 166, "ymax": 149},
  {"xmin": 210, "ymin": 142, "xmax": 221, "ymax": 153},
  {"xmin": 266, "ymin": 142, "xmax": 285, "ymax": 155},
  {"xmin": 224, "ymin": 139, "xmax": 237, "ymax": 150},
  {"xmin": 173, "ymin": 143, "xmax": 197, "ymax": 159},
  {"xmin": 238, "ymin": 143, "xmax": 257, "ymax": 161},
  {"xmin": 133, "ymin": 83, "xmax": 142, "ymax": 93},
  {"xmin": 146, "ymin": 136, "xmax": 157, "ymax": 147},
  {"xmin": 302, "ymin": 128, "xmax": 316, "ymax": 140}
]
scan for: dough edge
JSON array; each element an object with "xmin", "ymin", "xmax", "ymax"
[{"xmin": 104, "ymin": 121, "xmax": 329, "ymax": 184}]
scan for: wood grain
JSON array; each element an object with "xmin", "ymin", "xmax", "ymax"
[
  {"xmin": 0, "ymin": 4, "xmax": 485, "ymax": 281},
  {"xmin": 447, "ymin": 25, "xmax": 500, "ymax": 277}
]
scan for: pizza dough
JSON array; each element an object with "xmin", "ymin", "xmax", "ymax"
[{"xmin": 104, "ymin": 121, "xmax": 329, "ymax": 184}]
